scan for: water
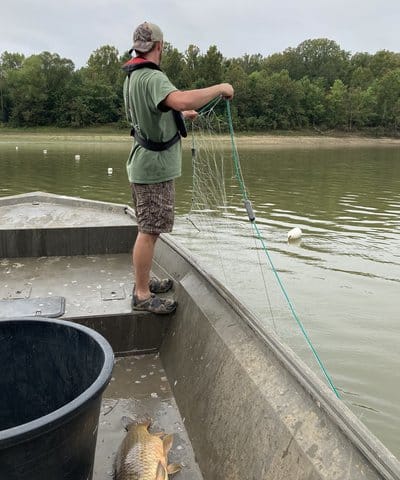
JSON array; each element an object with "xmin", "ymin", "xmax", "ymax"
[{"xmin": 0, "ymin": 138, "xmax": 399, "ymax": 457}]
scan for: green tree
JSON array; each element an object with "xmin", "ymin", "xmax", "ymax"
[
  {"xmin": 373, "ymin": 68, "xmax": 400, "ymax": 131},
  {"xmin": 298, "ymin": 77, "xmax": 325, "ymax": 127},
  {"xmin": 244, "ymin": 69, "xmax": 303, "ymax": 130},
  {"xmin": 0, "ymin": 52, "xmax": 25, "ymax": 122},
  {"xmin": 292, "ymin": 39, "xmax": 350, "ymax": 86},
  {"xmin": 369, "ymin": 50, "xmax": 400, "ymax": 78},
  {"xmin": 224, "ymin": 61, "xmax": 249, "ymax": 126},
  {"xmin": 236, "ymin": 53, "xmax": 264, "ymax": 74},
  {"xmin": 349, "ymin": 65, "xmax": 374, "ymax": 89},
  {"xmin": 264, "ymin": 70, "xmax": 304, "ymax": 129},
  {"xmin": 86, "ymin": 45, "xmax": 121, "ymax": 85},
  {"xmin": 245, "ymin": 70, "xmax": 271, "ymax": 127},
  {"xmin": 182, "ymin": 44, "xmax": 201, "ymax": 88},
  {"xmin": 347, "ymin": 86, "xmax": 377, "ymax": 130},
  {"xmin": 264, "ymin": 48, "xmax": 302, "ymax": 79},
  {"xmin": 7, "ymin": 55, "xmax": 47, "ymax": 126},
  {"xmin": 197, "ymin": 45, "xmax": 224, "ymax": 86},
  {"xmin": 325, "ymin": 79, "xmax": 347, "ymax": 128},
  {"xmin": 161, "ymin": 42, "xmax": 186, "ymax": 88},
  {"xmin": 40, "ymin": 52, "xmax": 75, "ymax": 125},
  {"xmin": 6, "ymin": 52, "xmax": 75, "ymax": 126},
  {"xmin": 80, "ymin": 45, "xmax": 124, "ymax": 124},
  {"xmin": 67, "ymin": 70, "xmax": 119, "ymax": 126},
  {"xmin": 1, "ymin": 38, "xmax": 400, "ymax": 133}
]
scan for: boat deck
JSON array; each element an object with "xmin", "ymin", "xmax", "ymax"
[
  {"xmin": 0, "ymin": 252, "xmax": 174, "ymax": 355},
  {"xmin": 94, "ymin": 354, "xmax": 203, "ymax": 480},
  {"xmin": 0, "ymin": 254, "xmax": 134, "ymax": 318},
  {"xmin": 0, "ymin": 195, "xmax": 130, "ymax": 229}
]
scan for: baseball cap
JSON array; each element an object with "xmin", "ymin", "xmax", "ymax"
[{"xmin": 130, "ymin": 22, "xmax": 163, "ymax": 54}]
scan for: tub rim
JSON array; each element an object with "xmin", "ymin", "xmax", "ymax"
[{"xmin": 0, "ymin": 317, "xmax": 114, "ymax": 449}]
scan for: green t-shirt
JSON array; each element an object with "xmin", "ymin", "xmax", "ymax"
[{"xmin": 123, "ymin": 68, "xmax": 181, "ymax": 184}]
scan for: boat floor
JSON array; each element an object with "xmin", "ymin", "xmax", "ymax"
[
  {"xmin": 94, "ymin": 353, "xmax": 203, "ymax": 480},
  {"xmin": 0, "ymin": 253, "xmax": 133, "ymax": 318},
  {"xmin": 0, "ymin": 250, "xmax": 202, "ymax": 478}
]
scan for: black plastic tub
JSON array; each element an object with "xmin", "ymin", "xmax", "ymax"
[{"xmin": 0, "ymin": 318, "xmax": 114, "ymax": 480}]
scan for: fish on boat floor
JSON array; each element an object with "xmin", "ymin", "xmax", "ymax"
[{"xmin": 94, "ymin": 354, "xmax": 203, "ymax": 480}]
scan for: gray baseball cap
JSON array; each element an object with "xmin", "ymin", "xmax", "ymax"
[{"xmin": 130, "ymin": 22, "xmax": 163, "ymax": 53}]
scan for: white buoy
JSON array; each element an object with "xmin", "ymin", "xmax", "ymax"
[
  {"xmin": 43, "ymin": 149, "xmax": 47, "ymax": 154},
  {"xmin": 107, "ymin": 167, "xmax": 113, "ymax": 175},
  {"xmin": 288, "ymin": 227, "xmax": 302, "ymax": 242},
  {"xmin": 75, "ymin": 154, "xmax": 80, "ymax": 160},
  {"xmin": 15, "ymin": 146, "xmax": 19, "ymax": 151}
]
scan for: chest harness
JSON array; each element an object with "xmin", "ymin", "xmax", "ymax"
[{"xmin": 123, "ymin": 59, "xmax": 187, "ymax": 152}]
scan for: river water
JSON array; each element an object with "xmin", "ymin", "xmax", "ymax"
[{"xmin": 0, "ymin": 137, "xmax": 399, "ymax": 458}]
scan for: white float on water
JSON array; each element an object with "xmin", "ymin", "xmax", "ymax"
[
  {"xmin": 287, "ymin": 227, "xmax": 302, "ymax": 242},
  {"xmin": 75, "ymin": 154, "xmax": 80, "ymax": 160},
  {"xmin": 107, "ymin": 167, "xmax": 113, "ymax": 175},
  {"xmin": 43, "ymin": 149, "xmax": 47, "ymax": 154},
  {"xmin": 15, "ymin": 146, "xmax": 19, "ymax": 151}
]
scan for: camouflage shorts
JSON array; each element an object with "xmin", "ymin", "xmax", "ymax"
[{"xmin": 130, "ymin": 180, "xmax": 175, "ymax": 234}]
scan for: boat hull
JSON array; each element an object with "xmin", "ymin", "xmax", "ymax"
[{"xmin": 0, "ymin": 192, "xmax": 399, "ymax": 480}]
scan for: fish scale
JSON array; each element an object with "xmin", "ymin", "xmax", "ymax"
[{"xmin": 114, "ymin": 417, "xmax": 181, "ymax": 480}]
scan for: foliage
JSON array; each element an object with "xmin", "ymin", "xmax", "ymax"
[{"xmin": 1, "ymin": 39, "xmax": 400, "ymax": 134}]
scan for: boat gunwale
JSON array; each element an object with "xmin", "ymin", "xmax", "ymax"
[
  {"xmin": 0, "ymin": 191, "xmax": 126, "ymax": 211},
  {"xmin": 160, "ymin": 230, "xmax": 400, "ymax": 480}
]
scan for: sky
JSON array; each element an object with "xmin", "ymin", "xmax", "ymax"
[{"xmin": 1, "ymin": 0, "xmax": 399, "ymax": 68}]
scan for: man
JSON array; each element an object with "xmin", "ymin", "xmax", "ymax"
[{"xmin": 123, "ymin": 21, "xmax": 234, "ymax": 314}]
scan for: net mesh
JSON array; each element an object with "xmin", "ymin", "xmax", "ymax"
[
  {"xmin": 172, "ymin": 99, "xmax": 339, "ymax": 393},
  {"xmin": 182, "ymin": 100, "xmax": 287, "ymax": 333}
]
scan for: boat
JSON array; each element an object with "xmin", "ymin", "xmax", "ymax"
[{"xmin": 0, "ymin": 191, "xmax": 399, "ymax": 480}]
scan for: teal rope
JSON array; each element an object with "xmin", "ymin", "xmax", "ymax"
[
  {"xmin": 225, "ymin": 99, "xmax": 341, "ymax": 399},
  {"xmin": 197, "ymin": 95, "xmax": 223, "ymax": 115}
]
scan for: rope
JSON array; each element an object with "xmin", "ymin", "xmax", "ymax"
[{"xmin": 224, "ymin": 99, "xmax": 341, "ymax": 399}]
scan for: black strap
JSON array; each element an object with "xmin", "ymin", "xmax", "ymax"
[
  {"xmin": 124, "ymin": 60, "xmax": 187, "ymax": 149},
  {"xmin": 173, "ymin": 110, "xmax": 187, "ymax": 138},
  {"xmin": 131, "ymin": 128, "xmax": 181, "ymax": 152}
]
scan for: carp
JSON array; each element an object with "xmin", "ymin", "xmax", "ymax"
[{"xmin": 114, "ymin": 416, "xmax": 182, "ymax": 480}]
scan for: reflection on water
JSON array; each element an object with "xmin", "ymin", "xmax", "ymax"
[{"xmin": 0, "ymin": 139, "xmax": 399, "ymax": 457}]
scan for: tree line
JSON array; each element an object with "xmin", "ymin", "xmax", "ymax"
[{"xmin": 1, "ymin": 39, "xmax": 400, "ymax": 134}]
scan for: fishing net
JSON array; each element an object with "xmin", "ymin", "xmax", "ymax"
[
  {"xmin": 172, "ymin": 97, "xmax": 340, "ymax": 396},
  {"xmin": 174, "ymin": 98, "xmax": 295, "ymax": 336}
]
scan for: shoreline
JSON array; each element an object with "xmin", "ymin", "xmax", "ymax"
[{"xmin": 1, "ymin": 131, "xmax": 399, "ymax": 149}]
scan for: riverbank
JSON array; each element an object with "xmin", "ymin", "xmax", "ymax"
[{"xmin": 1, "ymin": 127, "xmax": 399, "ymax": 149}]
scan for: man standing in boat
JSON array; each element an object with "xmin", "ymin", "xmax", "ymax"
[{"xmin": 123, "ymin": 22, "xmax": 234, "ymax": 314}]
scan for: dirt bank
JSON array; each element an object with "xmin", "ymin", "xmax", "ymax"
[{"xmin": 1, "ymin": 131, "xmax": 399, "ymax": 149}]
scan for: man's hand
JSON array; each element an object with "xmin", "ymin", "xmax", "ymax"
[
  {"xmin": 219, "ymin": 83, "xmax": 234, "ymax": 100},
  {"xmin": 182, "ymin": 110, "xmax": 198, "ymax": 121}
]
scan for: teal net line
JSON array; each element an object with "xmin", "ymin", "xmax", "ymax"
[
  {"xmin": 223, "ymin": 99, "xmax": 340, "ymax": 399},
  {"xmin": 189, "ymin": 96, "xmax": 340, "ymax": 399}
]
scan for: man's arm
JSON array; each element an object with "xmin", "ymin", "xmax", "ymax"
[{"xmin": 164, "ymin": 83, "xmax": 234, "ymax": 112}]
